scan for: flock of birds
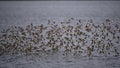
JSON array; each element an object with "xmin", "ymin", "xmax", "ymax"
[{"xmin": 0, "ymin": 18, "xmax": 120, "ymax": 57}]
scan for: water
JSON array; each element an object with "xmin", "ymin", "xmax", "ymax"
[
  {"xmin": 0, "ymin": 1, "xmax": 120, "ymax": 26},
  {"xmin": 0, "ymin": 54, "xmax": 120, "ymax": 68},
  {"xmin": 0, "ymin": 1, "xmax": 120, "ymax": 68}
]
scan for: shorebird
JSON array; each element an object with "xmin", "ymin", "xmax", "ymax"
[
  {"xmin": 105, "ymin": 18, "xmax": 111, "ymax": 23},
  {"xmin": 87, "ymin": 47, "xmax": 92, "ymax": 57},
  {"xmin": 85, "ymin": 23, "xmax": 92, "ymax": 32},
  {"xmin": 78, "ymin": 19, "xmax": 81, "ymax": 23}
]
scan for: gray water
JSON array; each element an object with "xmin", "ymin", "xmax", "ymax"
[
  {"xmin": 0, "ymin": 1, "xmax": 120, "ymax": 68},
  {"xmin": 0, "ymin": 54, "xmax": 120, "ymax": 68},
  {"xmin": 0, "ymin": 1, "xmax": 120, "ymax": 26}
]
